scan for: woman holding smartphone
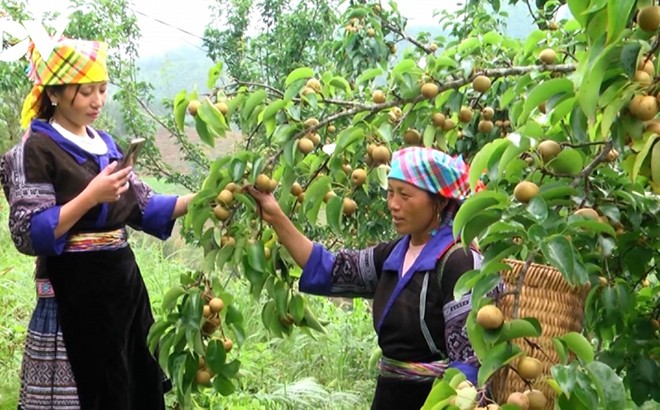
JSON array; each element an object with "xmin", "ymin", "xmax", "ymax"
[{"xmin": 0, "ymin": 38, "xmax": 194, "ymax": 409}]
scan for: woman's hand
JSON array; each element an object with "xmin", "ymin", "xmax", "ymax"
[
  {"xmin": 83, "ymin": 161, "xmax": 132, "ymax": 206},
  {"xmin": 245, "ymin": 185, "xmax": 285, "ymax": 224},
  {"xmin": 245, "ymin": 185, "xmax": 313, "ymax": 268}
]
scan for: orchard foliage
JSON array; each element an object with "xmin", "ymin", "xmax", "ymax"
[{"xmin": 155, "ymin": 0, "xmax": 660, "ymax": 407}]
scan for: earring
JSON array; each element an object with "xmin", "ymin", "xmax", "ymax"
[{"xmin": 51, "ymin": 101, "xmax": 57, "ymax": 106}]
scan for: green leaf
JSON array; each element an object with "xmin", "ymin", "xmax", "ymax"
[
  {"xmin": 304, "ymin": 176, "xmax": 332, "ymax": 224},
  {"xmin": 242, "ymin": 89, "xmax": 267, "ymax": 122},
  {"xmin": 158, "ymin": 330, "xmax": 175, "ymax": 372},
  {"xmin": 212, "ymin": 373, "xmax": 236, "ymax": 396},
  {"xmin": 173, "ymin": 90, "xmax": 187, "ymax": 132},
  {"xmin": 539, "ymin": 184, "xmax": 578, "ymax": 201},
  {"xmin": 577, "ymin": 40, "xmax": 615, "ymax": 119},
  {"xmin": 457, "ymin": 37, "xmax": 479, "ymax": 54},
  {"xmin": 557, "ymin": 332, "xmax": 595, "ymax": 364},
  {"xmin": 483, "ymin": 30, "xmax": 503, "ymax": 45},
  {"xmin": 548, "ymin": 147, "xmax": 584, "ymax": 176},
  {"xmin": 497, "ymin": 318, "xmax": 542, "ymax": 343},
  {"xmin": 218, "ymin": 359, "xmax": 241, "ymax": 379},
  {"xmin": 357, "ymin": 67, "xmax": 384, "ymax": 84},
  {"xmin": 289, "ymin": 294, "xmax": 305, "ymax": 324},
  {"xmin": 453, "ymin": 269, "xmax": 484, "ymax": 300},
  {"xmin": 302, "ymin": 305, "xmax": 326, "ymax": 333},
  {"xmin": 244, "ymin": 263, "xmax": 266, "ymax": 299},
  {"xmin": 567, "ymin": 0, "xmax": 588, "ymax": 26},
  {"xmin": 471, "ymin": 273, "xmax": 502, "ymax": 307},
  {"xmin": 329, "ymin": 76, "xmax": 352, "ymax": 94},
  {"xmin": 199, "ymin": 99, "xmax": 228, "ymax": 137},
  {"xmin": 478, "ymin": 342, "xmax": 523, "ymax": 386},
  {"xmin": 335, "ymin": 127, "xmax": 365, "ymax": 153},
  {"xmin": 540, "ymin": 235, "xmax": 575, "ymax": 282},
  {"xmin": 620, "ymin": 42, "xmax": 642, "ymax": 78},
  {"xmin": 601, "ymin": 96, "xmax": 630, "ymax": 139},
  {"xmin": 284, "ymin": 78, "xmax": 306, "ymax": 101},
  {"xmin": 433, "ymin": 55, "xmax": 458, "ymax": 69},
  {"xmin": 567, "ymin": 219, "xmax": 616, "ymax": 236},
  {"xmin": 273, "ymin": 279, "xmax": 289, "ymax": 317},
  {"xmin": 519, "ymin": 78, "xmax": 574, "ymax": 125},
  {"xmin": 526, "ymin": 196, "xmax": 548, "ymax": 222},
  {"xmin": 326, "ymin": 195, "xmax": 343, "ymax": 234},
  {"xmin": 553, "ymin": 337, "xmax": 568, "ymax": 364},
  {"xmin": 462, "ymin": 210, "xmax": 501, "ymax": 246},
  {"xmin": 246, "ymin": 242, "xmax": 266, "ymax": 272},
  {"xmin": 285, "ymin": 67, "xmax": 314, "ymax": 87},
  {"xmin": 162, "ymin": 286, "xmax": 186, "ymax": 311},
  {"xmin": 453, "ymin": 190, "xmax": 509, "ymax": 239},
  {"xmin": 421, "ymin": 381, "xmax": 454, "ymax": 410},
  {"xmin": 194, "ymin": 114, "xmax": 214, "ymax": 146},
  {"xmin": 261, "ymin": 98, "xmax": 286, "ymax": 123},
  {"xmin": 524, "ymin": 30, "xmax": 546, "ymax": 55},
  {"xmin": 632, "ymin": 134, "xmax": 660, "ymax": 181},
  {"xmin": 551, "ymin": 363, "xmax": 578, "ymax": 394},
  {"xmin": 607, "ymin": 0, "xmax": 635, "ymax": 44},
  {"xmin": 207, "ymin": 61, "xmax": 223, "ymax": 89},
  {"xmin": 147, "ymin": 320, "xmax": 171, "ymax": 354},
  {"xmin": 469, "ymin": 138, "xmax": 510, "ymax": 189},
  {"xmin": 466, "ymin": 311, "xmax": 488, "ymax": 360},
  {"xmin": 585, "ymin": 361, "xmax": 626, "ymax": 410}
]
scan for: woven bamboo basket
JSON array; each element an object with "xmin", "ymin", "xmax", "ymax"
[{"xmin": 490, "ymin": 259, "xmax": 590, "ymax": 409}]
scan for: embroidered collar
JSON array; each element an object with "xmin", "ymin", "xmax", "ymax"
[
  {"xmin": 382, "ymin": 224, "xmax": 455, "ymax": 272},
  {"xmin": 30, "ymin": 120, "xmax": 121, "ymax": 164}
]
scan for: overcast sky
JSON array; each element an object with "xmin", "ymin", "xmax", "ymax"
[{"xmin": 23, "ymin": 0, "xmax": 459, "ymax": 58}]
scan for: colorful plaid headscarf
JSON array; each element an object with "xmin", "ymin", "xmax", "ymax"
[
  {"xmin": 388, "ymin": 147, "xmax": 472, "ymax": 200},
  {"xmin": 20, "ymin": 39, "xmax": 109, "ymax": 128}
]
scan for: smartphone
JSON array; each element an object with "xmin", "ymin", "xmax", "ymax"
[{"xmin": 119, "ymin": 138, "xmax": 146, "ymax": 170}]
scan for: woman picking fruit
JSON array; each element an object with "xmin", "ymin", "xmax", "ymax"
[{"xmin": 248, "ymin": 146, "xmax": 490, "ymax": 409}]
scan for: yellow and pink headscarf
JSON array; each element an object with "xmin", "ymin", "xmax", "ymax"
[{"xmin": 20, "ymin": 38, "xmax": 109, "ymax": 128}]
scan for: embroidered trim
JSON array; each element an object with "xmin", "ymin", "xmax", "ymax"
[
  {"xmin": 36, "ymin": 279, "xmax": 55, "ymax": 298},
  {"xmin": 64, "ymin": 228, "xmax": 128, "ymax": 252},
  {"xmin": 378, "ymin": 356, "xmax": 449, "ymax": 381}
]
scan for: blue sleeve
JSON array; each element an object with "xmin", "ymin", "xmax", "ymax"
[
  {"xmin": 448, "ymin": 361, "xmax": 478, "ymax": 385},
  {"xmin": 30, "ymin": 206, "xmax": 68, "ymax": 255},
  {"xmin": 142, "ymin": 194, "xmax": 177, "ymax": 240},
  {"xmin": 299, "ymin": 243, "xmax": 335, "ymax": 296}
]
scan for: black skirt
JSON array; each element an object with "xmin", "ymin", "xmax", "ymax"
[
  {"xmin": 46, "ymin": 246, "xmax": 167, "ymax": 410},
  {"xmin": 371, "ymin": 376, "xmax": 434, "ymax": 410}
]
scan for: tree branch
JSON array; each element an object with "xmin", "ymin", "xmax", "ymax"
[
  {"xmin": 227, "ymin": 80, "xmax": 367, "ymax": 108},
  {"xmin": 133, "ymin": 97, "xmax": 208, "ymax": 170},
  {"xmin": 378, "ymin": 18, "xmax": 433, "ymax": 54},
  {"xmin": 522, "ymin": 0, "xmax": 541, "ymax": 25},
  {"xmin": 262, "ymin": 63, "xmax": 577, "ymax": 169},
  {"xmin": 228, "ymin": 81, "xmax": 284, "ymax": 98},
  {"xmin": 561, "ymin": 141, "xmax": 608, "ymax": 148},
  {"xmin": 571, "ymin": 140, "xmax": 613, "ymax": 188}
]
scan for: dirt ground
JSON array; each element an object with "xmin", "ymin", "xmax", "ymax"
[{"xmin": 153, "ymin": 126, "xmax": 245, "ymax": 173}]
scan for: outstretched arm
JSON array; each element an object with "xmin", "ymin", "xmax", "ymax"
[{"xmin": 171, "ymin": 193, "xmax": 196, "ymax": 220}]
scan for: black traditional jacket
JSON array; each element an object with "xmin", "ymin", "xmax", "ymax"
[{"xmin": 300, "ymin": 224, "xmax": 481, "ymax": 382}]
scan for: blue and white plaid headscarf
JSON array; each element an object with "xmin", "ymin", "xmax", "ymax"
[{"xmin": 387, "ymin": 147, "xmax": 474, "ymax": 200}]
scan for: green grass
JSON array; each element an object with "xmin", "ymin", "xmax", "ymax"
[{"xmin": 0, "ymin": 194, "xmax": 375, "ymax": 410}]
